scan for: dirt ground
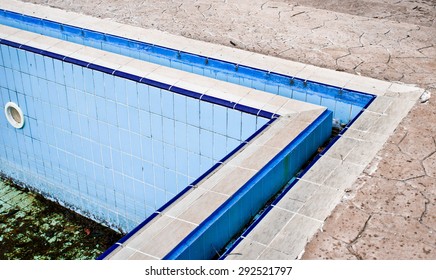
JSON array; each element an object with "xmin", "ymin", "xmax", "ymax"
[{"xmin": 20, "ymin": 0, "xmax": 436, "ymax": 259}]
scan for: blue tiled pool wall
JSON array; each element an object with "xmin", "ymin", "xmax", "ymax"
[
  {"xmin": 0, "ymin": 41, "xmax": 269, "ymax": 233},
  {"xmin": 0, "ymin": 9, "xmax": 374, "ymax": 125},
  {"xmin": 163, "ymin": 110, "xmax": 333, "ymax": 260}
]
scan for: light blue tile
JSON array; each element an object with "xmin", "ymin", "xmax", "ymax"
[
  {"xmin": 17, "ymin": 49, "xmax": 29, "ymax": 74},
  {"xmin": 8, "ymin": 47, "xmax": 20, "ymax": 71},
  {"xmin": 119, "ymin": 128, "xmax": 132, "ymax": 154},
  {"xmin": 63, "ymin": 62, "xmax": 75, "ymax": 88},
  {"xmin": 152, "ymin": 139, "xmax": 164, "ymax": 167},
  {"xmin": 306, "ymin": 93, "xmax": 322, "ymax": 105},
  {"xmin": 104, "ymin": 73, "xmax": 116, "ymax": 101},
  {"xmin": 139, "ymin": 110, "xmax": 151, "ymax": 137},
  {"xmin": 161, "ymin": 90, "xmax": 174, "ymax": 119},
  {"xmin": 101, "ymin": 145, "xmax": 112, "ymax": 168},
  {"xmin": 175, "ymin": 147, "xmax": 188, "ymax": 175},
  {"xmin": 134, "ymin": 179, "xmax": 146, "ymax": 204},
  {"xmin": 227, "ymin": 137, "xmax": 241, "ymax": 153},
  {"xmin": 72, "ymin": 64, "xmax": 84, "ymax": 91},
  {"xmin": 1, "ymin": 45, "xmax": 12, "ymax": 68},
  {"xmin": 335, "ymin": 102, "xmax": 352, "ymax": 124},
  {"xmin": 116, "ymin": 103, "xmax": 129, "ymax": 130},
  {"xmin": 131, "ymin": 156, "xmax": 143, "ymax": 180},
  {"xmin": 66, "ymin": 86, "xmax": 77, "ymax": 112},
  {"xmin": 350, "ymin": 105, "xmax": 363, "ymax": 121},
  {"xmin": 81, "ymin": 139, "xmax": 94, "ymax": 161},
  {"xmin": 130, "ymin": 132, "xmax": 141, "ymax": 157},
  {"xmin": 91, "ymin": 141, "xmax": 102, "ymax": 165},
  {"xmin": 75, "ymin": 90, "xmax": 88, "ymax": 115},
  {"xmin": 265, "ymin": 83, "xmax": 279, "ymax": 95},
  {"xmin": 170, "ymin": 60, "xmax": 183, "ymax": 71},
  {"xmin": 239, "ymin": 77, "xmax": 253, "ymax": 88},
  {"xmin": 56, "ymin": 84, "xmax": 68, "ymax": 109},
  {"xmin": 142, "ymin": 160, "xmax": 153, "ymax": 185},
  {"xmin": 85, "ymin": 93, "xmax": 97, "ymax": 119},
  {"xmin": 114, "ymin": 76, "xmax": 127, "ymax": 105},
  {"xmin": 69, "ymin": 133, "xmax": 83, "ymax": 159},
  {"xmin": 53, "ymin": 59, "xmax": 65, "ymax": 85},
  {"xmin": 141, "ymin": 136, "xmax": 153, "ymax": 162},
  {"xmin": 203, "ymin": 68, "xmax": 215, "ymax": 79},
  {"xmin": 320, "ymin": 98, "xmax": 336, "ymax": 119},
  {"xmin": 105, "ymin": 99, "xmax": 117, "ymax": 124},
  {"xmin": 186, "ymin": 98, "xmax": 199, "ymax": 127},
  {"xmin": 164, "ymin": 169, "xmax": 177, "ymax": 195},
  {"xmin": 162, "ymin": 117, "xmax": 175, "ymax": 145},
  {"xmin": 5, "ymin": 68, "xmax": 15, "ymax": 92},
  {"xmin": 241, "ymin": 112, "xmax": 257, "ymax": 140},
  {"xmin": 137, "ymin": 83, "xmax": 150, "ymax": 111},
  {"xmin": 154, "ymin": 165, "xmax": 165, "ymax": 189},
  {"xmin": 93, "ymin": 70, "xmax": 105, "ymax": 97},
  {"xmin": 125, "ymin": 79, "xmax": 138, "ymax": 107},
  {"xmin": 181, "ymin": 63, "xmax": 193, "ymax": 74},
  {"xmin": 278, "ymin": 85, "xmax": 293, "ymax": 98},
  {"xmin": 95, "ymin": 182, "xmax": 106, "ymax": 199},
  {"xmin": 199, "ymin": 129, "xmax": 213, "ymax": 158},
  {"xmin": 200, "ymin": 156, "xmax": 213, "ymax": 174},
  {"xmin": 186, "ymin": 125, "xmax": 200, "ymax": 154},
  {"xmin": 108, "ymin": 124, "xmax": 121, "ymax": 150},
  {"xmin": 213, "ymin": 133, "xmax": 227, "ymax": 160},
  {"xmin": 173, "ymin": 93, "xmax": 187, "ymax": 123},
  {"xmin": 17, "ymin": 92, "xmax": 27, "ymax": 114},
  {"xmin": 177, "ymin": 174, "xmax": 189, "ymax": 191},
  {"xmin": 155, "ymin": 187, "xmax": 165, "ymax": 208},
  {"xmin": 13, "ymin": 69, "xmax": 24, "ymax": 94},
  {"xmin": 256, "ymin": 116, "xmax": 269, "ymax": 130},
  {"xmin": 0, "ymin": 67, "xmax": 8, "ymax": 88},
  {"xmin": 252, "ymin": 79, "xmax": 265, "ymax": 91},
  {"xmin": 199, "ymin": 101, "xmax": 213, "ymax": 131},
  {"xmin": 129, "ymin": 107, "xmax": 141, "ymax": 133},
  {"xmin": 163, "ymin": 143, "xmax": 176, "ymax": 170},
  {"xmin": 111, "ymin": 149, "xmax": 123, "ymax": 173},
  {"xmin": 187, "ymin": 152, "xmax": 200, "ymax": 178},
  {"xmin": 0, "ymin": 46, "xmax": 6, "ymax": 67},
  {"xmin": 174, "ymin": 121, "xmax": 187, "ymax": 150},
  {"xmin": 144, "ymin": 185, "xmax": 156, "ymax": 208},
  {"xmin": 149, "ymin": 87, "xmax": 161, "ymax": 115},
  {"xmin": 33, "ymin": 53, "xmax": 46, "ymax": 79},
  {"xmin": 227, "ymin": 109, "xmax": 241, "ymax": 140},
  {"xmin": 150, "ymin": 113, "xmax": 163, "ymax": 141},
  {"xmin": 213, "ymin": 105, "xmax": 227, "ymax": 135},
  {"xmin": 94, "ymin": 96, "xmax": 106, "ymax": 122},
  {"xmin": 293, "ymin": 89, "xmax": 306, "ymax": 102},
  {"xmin": 98, "ymin": 122, "xmax": 110, "ymax": 147},
  {"xmin": 124, "ymin": 176, "xmax": 135, "ymax": 199}
]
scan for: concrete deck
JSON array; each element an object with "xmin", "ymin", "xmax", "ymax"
[{"xmin": 6, "ymin": 0, "xmax": 436, "ymax": 259}]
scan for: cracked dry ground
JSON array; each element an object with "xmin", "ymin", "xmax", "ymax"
[{"xmin": 20, "ymin": 0, "xmax": 436, "ymax": 259}]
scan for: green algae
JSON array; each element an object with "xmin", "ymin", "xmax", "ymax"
[{"xmin": 0, "ymin": 177, "xmax": 122, "ymax": 260}]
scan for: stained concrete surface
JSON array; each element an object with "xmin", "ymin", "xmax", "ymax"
[{"xmin": 19, "ymin": 0, "xmax": 436, "ymax": 259}]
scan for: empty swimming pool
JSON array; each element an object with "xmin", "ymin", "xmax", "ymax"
[{"xmin": 0, "ymin": 1, "xmax": 378, "ymax": 260}]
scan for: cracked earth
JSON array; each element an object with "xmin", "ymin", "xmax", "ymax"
[{"xmin": 20, "ymin": 0, "xmax": 436, "ymax": 259}]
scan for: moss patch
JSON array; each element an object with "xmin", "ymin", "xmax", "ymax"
[{"xmin": 0, "ymin": 178, "xmax": 122, "ymax": 260}]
